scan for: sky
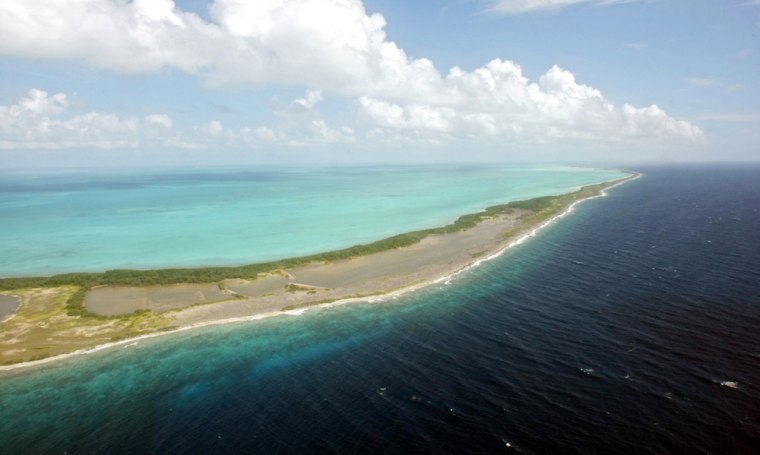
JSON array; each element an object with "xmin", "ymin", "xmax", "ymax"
[{"xmin": 0, "ymin": 0, "xmax": 758, "ymax": 168}]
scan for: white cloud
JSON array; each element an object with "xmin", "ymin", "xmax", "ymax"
[
  {"xmin": 250, "ymin": 118, "xmax": 355, "ymax": 146},
  {"xmin": 0, "ymin": 0, "xmax": 428, "ymax": 98},
  {"xmin": 253, "ymin": 127, "xmax": 278, "ymax": 141},
  {"xmin": 619, "ymin": 104, "xmax": 703, "ymax": 140},
  {"xmin": 484, "ymin": 0, "xmax": 644, "ymax": 15},
  {"xmin": 205, "ymin": 120, "xmax": 224, "ymax": 136},
  {"xmin": 251, "ymin": 90, "xmax": 355, "ymax": 145},
  {"xmin": 271, "ymin": 90, "xmax": 325, "ymax": 116},
  {"xmin": 171, "ymin": 120, "xmax": 227, "ymax": 147},
  {"xmin": 0, "ymin": 0, "xmax": 702, "ymax": 148},
  {"xmin": 164, "ymin": 99, "xmax": 355, "ymax": 148},
  {"xmin": 145, "ymin": 114, "xmax": 173, "ymax": 129},
  {"xmin": 0, "ymin": 89, "xmax": 142, "ymax": 149},
  {"xmin": 292, "ymin": 90, "xmax": 324, "ymax": 110},
  {"xmin": 0, "ymin": 0, "xmax": 215, "ymax": 74},
  {"xmin": 0, "ymin": 0, "xmax": 482, "ymax": 103},
  {"xmin": 6, "ymin": 88, "xmax": 69, "ymax": 116},
  {"xmin": 360, "ymin": 61, "xmax": 704, "ymax": 143},
  {"xmin": 309, "ymin": 120, "xmax": 355, "ymax": 143},
  {"xmin": 0, "ymin": 88, "xmax": 355, "ymax": 151}
]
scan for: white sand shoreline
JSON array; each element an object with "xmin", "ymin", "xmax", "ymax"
[{"xmin": 0, "ymin": 174, "xmax": 639, "ymax": 373}]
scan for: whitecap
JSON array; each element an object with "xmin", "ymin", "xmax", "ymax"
[{"xmin": 283, "ymin": 308, "xmax": 307, "ymax": 316}]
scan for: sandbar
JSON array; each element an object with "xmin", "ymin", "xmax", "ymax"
[{"xmin": 0, "ymin": 174, "xmax": 638, "ymax": 370}]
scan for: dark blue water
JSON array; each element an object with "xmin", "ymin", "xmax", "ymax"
[{"xmin": 1, "ymin": 164, "xmax": 759, "ymax": 453}]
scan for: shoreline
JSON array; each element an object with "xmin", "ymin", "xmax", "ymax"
[{"xmin": 0, "ymin": 173, "xmax": 639, "ymax": 373}]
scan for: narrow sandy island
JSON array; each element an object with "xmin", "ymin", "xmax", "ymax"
[
  {"xmin": 168, "ymin": 209, "xmax": 528, "ymax": 328},
  {"xmin": 0, "ymin": 174, "xmax": 638, "ymax": 370}
]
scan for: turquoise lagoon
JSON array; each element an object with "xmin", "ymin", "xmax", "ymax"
[{"xmin": 0, "ymin": 164, "xmax": 628, "ymax": 277}]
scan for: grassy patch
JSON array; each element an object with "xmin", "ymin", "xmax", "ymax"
[
  {"xmin": 285, "ymin": 283, "xmax": 324, "ymax": 293},
  {"xmin": 0, "ymin": 287, "xmax": 172, "ymax": 365}
]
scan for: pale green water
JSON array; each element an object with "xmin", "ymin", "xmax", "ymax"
[{"xmin": 0, "ymin": 164, "xmax": 628, "ymax": 277}]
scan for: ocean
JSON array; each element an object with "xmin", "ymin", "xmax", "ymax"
[
  {"xmin": 0, "ymin": 164, "xmax": 626, "ymax": 277},
  {"xmin": 1, "ymin": 164, "xmax": 759, "ymax": 453}
]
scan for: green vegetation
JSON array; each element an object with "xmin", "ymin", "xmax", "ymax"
[
  {"xmin": 64, "ymin": 286, "xmax": 89, "ymax": 317},
  {"xmin": 285, "ymin": 283, "xmax": 325, "ymax": 293},
  {"xmin": 0, "ymin": 287, "xmax": 172, "ymax": 365},
  {"xmin": 285, "ymin": 283, "xmax": 312, "ymax": 292},
  {"xmin": 285, "ymin": 283, "xmax": 302, "ymax": 292},
  {"xmin": 512, "ymin": 179, "xmax": 621, "ymax": 226},
  {"xmin": 0, "ymin": 176, "xmax": 632, "ymax": 316}
]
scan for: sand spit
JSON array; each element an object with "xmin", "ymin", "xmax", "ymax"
[{"xmin": 0, "ymin": 174, "xmax": 638, "ymax": 372}]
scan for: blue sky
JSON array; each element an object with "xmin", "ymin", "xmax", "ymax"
[{"xmin": 0, "ymin": 0, "xmax": 758, "ymax": 168}]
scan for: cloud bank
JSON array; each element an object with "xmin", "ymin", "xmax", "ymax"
[
  {"xmin": 0, "ymin": 88, "xmax": 357, "ymax": 150},
  {"xmin": 0, "ymin": 89, "xmax": 141, "ymax": 149},
  {"xmin": 360, "ymin": 61, "xmax": 702, "ymax": 143},
  {"xmin": 0, "ymin": 0, "xmax": 703, "ymax": 148}
]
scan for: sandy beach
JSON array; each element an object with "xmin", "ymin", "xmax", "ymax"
[{"xmin": 0, "ymin": 174, "xmax": 638, "ymax": 371}]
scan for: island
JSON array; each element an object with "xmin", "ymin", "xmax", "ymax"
[{"xmin": 0, "ymin": 175, "xmax": 637, "ymax": 369}]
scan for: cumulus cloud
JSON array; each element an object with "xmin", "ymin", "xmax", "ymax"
[
  {"xmin": 0, "ymin": 89, "xmax": 142, "ymax": 149},
  {"xmin": 182, "ymin": 119, "xmax": 355, "ymax": 148},
  {"xmin": 145, "ymin": 114, "xmax": 173, "ymax": 129},
  {"xmin": 202, "ymin": 120, "xmax": 224, "ymax": 136},
  {"xmin": 249, "ymin": 120, "xmax": 354, "ymax": 145},
  {"xmin": 0, "ymin": 0, "xmax": 215, "ymax": 74},
  {"xmin": 0, "ymin": 0, "xmax": 702, "ymax": 147},
  {"xmin": 360, "ymin": 61, "xmax": 704, "ymax": 143},
  {"xmin": 270, "ymin": 90, "xmax": 325, "ymax": 116},
  {"xmin": 169, "ymin": 120, "xmax": 229, "ymax": 147},
  {"xmin": 242, "ymin": 90, "xmax": 354, "ymax": 145},
  {"xmin": 162, "ymin": 89, "xmax": 355, "ymax": 149},
  {"xmin": 251, "ymin": 91, "xmax": 355, "ymax": 145},
  {"xmin": 292, "ymin": 90, "xmax": 324, "ymax": 110},
  {"xmin": 0, "ymin": 88, "xmax": 354, "ymax": 150},
  {"xmin": 0, "ymin": 0, "xmax": 432, "ymax": 98}
]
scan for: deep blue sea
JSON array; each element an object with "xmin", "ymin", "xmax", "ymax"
[{"xmin": 1, "ymin": 164, "xmax": 759, "ymax": 453}]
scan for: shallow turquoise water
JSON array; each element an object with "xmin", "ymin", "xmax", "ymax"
[
  {"xmin": 1, "ymin": 165, "xmax": 759, "ymax": 453},
  {"xmin": 0, "ymin": 164, "xmax": 627, "ymax": 277}
]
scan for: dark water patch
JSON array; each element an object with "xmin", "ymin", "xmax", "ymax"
[
  {"xmin": 0, "ymin": 294, "xmax": 20, "ymax": 320},
  {"xmin": 0, "ymin": 168, "xmax": 294, "ymax": 193}
]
